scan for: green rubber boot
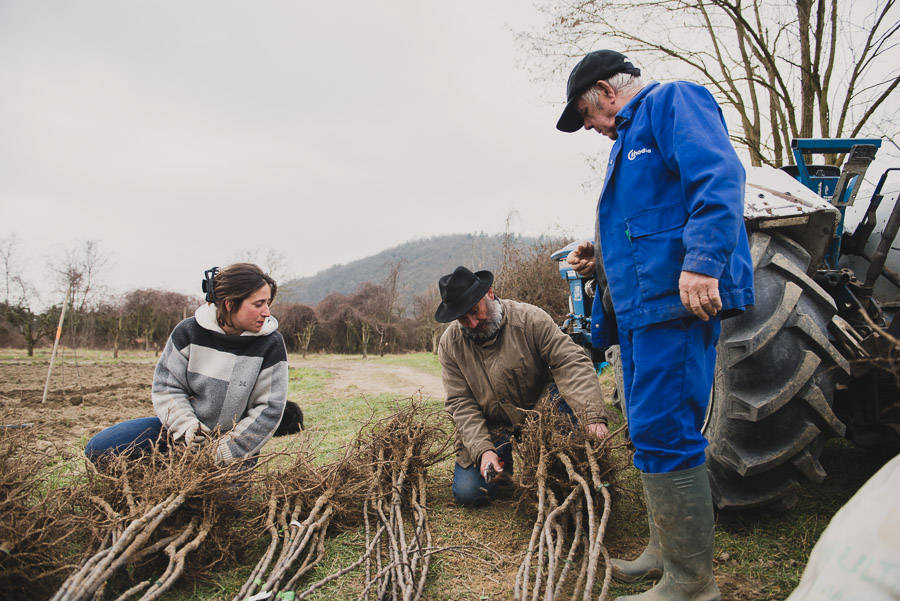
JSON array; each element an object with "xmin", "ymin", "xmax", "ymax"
[
  {"xmin": 616, "ymin": 464, "xmax": 720, "ymax": 601},
  {"xmin": 610, "ymin": 479, "xmax": 663, "ymax": 582}
]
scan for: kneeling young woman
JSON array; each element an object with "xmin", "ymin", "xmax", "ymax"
[{"xmin": 85, "ymin": 263, "xmax": 289, "ymax": 465}]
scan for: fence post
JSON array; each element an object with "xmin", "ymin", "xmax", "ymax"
[{"xmin": 41, "ymin": 285, "xmax": 71, "ymax": 404}]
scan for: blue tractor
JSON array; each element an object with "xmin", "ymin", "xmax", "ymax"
[{"xmin": 554, "ymin": 138, "xmax": 899, "ymax": 512}]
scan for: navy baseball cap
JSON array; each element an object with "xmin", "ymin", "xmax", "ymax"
[{"xmin": 556, "ymin": 50, "xmax": 641, "ymax": 133}]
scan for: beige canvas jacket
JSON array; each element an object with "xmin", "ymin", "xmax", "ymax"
[{"xmin": 438, "ymin": 299, "xmax": 609, "ymax": 468}]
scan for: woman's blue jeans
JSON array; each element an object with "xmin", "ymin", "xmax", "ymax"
[
  {"xmin": 84, "ymin": 417, "xmax": 165, "ymax": 461},
  {"xmin": 84, "ymin": 417, "xmax": 259, "ymax": 471}
]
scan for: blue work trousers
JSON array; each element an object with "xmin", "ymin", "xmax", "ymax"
[{"xmin": 619, "ymin": 316, "xmax": 720, "ymax": 473}]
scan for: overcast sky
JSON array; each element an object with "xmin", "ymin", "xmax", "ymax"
[
  {"xmin": 5, "ymin": 1, "xmax": 896, "ymax": 308},
  {"xmin": 0, "ymin": 0, "xmax": 614, "ymax": 304}
]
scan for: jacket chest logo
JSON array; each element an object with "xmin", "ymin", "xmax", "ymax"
[
  {"xmin": 627, "ymin": 148, "xmax": 652, "ymax": 160},
  {"xmin": 239, "ymin": 380, "xmax": 247, "ymax": 387}
]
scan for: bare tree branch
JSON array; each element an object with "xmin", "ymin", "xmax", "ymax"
[{"xmin": 519, "ymin": 0, "xmax": 900, "ymax": 165}]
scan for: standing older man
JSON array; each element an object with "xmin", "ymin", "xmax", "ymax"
[
  {"xmin": 557, "ymin": 50, "xmax": 754, "ymax": 601},
  {"xmin": 435, "ymin": 266, "xmax": 610, "ymax": 507}
]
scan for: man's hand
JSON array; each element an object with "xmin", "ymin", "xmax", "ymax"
[
  {"xmin": 679, "ymin": 271, "xmax": 722, "ymax": 321},
  {"xmin": 566, "ymin": 241, "xmax": 596, "ymax": 277},
  {"xmin": 480, "ymin": 450, "xmax": 504, "ymax": 482},
  {"xmin": 586, "ymin": 422, "xmax": 609, "ymax": 439}
]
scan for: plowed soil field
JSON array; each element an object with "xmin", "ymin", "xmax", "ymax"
[{"xmin": 0, "ymin": 359, "xmax": 156, "ymax": 454}]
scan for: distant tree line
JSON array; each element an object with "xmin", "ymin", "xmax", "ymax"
[
  {"xmin": 0, "ymin": 234, "xmax": 572, "ymax": 357},
  {"xmin": 0, "ymin": 289, "xmax": 196, "ymax": 356}
]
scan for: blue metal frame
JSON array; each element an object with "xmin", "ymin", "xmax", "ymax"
[
  {"xmin": 789, "ymin": 138, "xmax": 882, "ymax": 267},
  {"xmin": 790, "ymin": 138, "xmax": 881, "ymax": 191}
]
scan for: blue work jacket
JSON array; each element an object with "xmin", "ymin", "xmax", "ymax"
[{"xmin": 591, "ymin": 81, "xmax": 754, "ymax": 347}]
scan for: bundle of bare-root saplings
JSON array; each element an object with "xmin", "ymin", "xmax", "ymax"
[
  {"xmin": 352, "ymin": 401, "xmax": 453, "ymax": 601},
  {"xmin": 0, "ymin": 428, "xmax": 90, "ymax": 601},
  {"xmin": 3, "ymin": 398, "xmax": 628, "ymax": 601},
  {"xmin": 235, "ymin": 400, "xmax": 453, "ymax": 601},
  {"xmin": 233, "ymin": 445, "xmax": 369, "ymax": 600},
  {"xmin": 51, "ymin": 436, "xmax": 264, "ymax": 601},
  {"xmin": 513, "ymin": 399, "xmax": 629, "ymax": 601}
]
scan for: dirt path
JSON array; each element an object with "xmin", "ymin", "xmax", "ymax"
[{"xmin": 291, "ymin": 357, "xmax": 444, "ymax": 400}]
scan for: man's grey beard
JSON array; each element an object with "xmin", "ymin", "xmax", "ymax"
[{"xmin": 461, "ymin": 299, "xmax": 503, "ymax": 343}]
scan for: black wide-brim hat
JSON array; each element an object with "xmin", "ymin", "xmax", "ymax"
[
  {"xmin": 434, "ymin": 266, "xmax": 494, "ymax": 323},
  {"xmin": 556, "ymin": 49, "xmax": 641, "ymax": 133}
]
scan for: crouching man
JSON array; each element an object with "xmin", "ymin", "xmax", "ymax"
[{"xmin": 434, "ymin": 266, "xmax": 610, "ymax": 506}]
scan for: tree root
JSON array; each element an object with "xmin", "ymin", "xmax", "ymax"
[
  {"xmin": 0, "ymin": 427, "xmax": 92, "ymax": 599},
  {"xmin": 353, "ymin": 402, "xmax": 450, "ymax": 601},
  {"xmin": 513, "ymin": 399, "xmax": 628, "ymax": 601},
  {"xmin": 50, "ymin": 436, "xmax": 260, "ymax": 601}
]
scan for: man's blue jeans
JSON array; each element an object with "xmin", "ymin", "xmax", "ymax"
[
  {"xmin": 452, "ymin": 433, "xmax": 515, "ymax": 506},
  {"xmin": 452, "ymin": 386, "xmax": 578, "ymax": 506}
]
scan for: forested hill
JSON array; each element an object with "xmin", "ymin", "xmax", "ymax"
[{"xmin": 279, "ymin": 233, "xmax": 551, "ymax": 307}]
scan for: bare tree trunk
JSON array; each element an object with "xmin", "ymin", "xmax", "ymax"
[
  {"xmin": 519, "ymin": 0, "xmax": 899, "ymax": 166},
  {"xmin": 796, "ymin": 0, "xmax": 816, "ymax": 139},
  {"xmin": 361, "ymin": 323, "xmax": 370, "ymax": 359},
  {"xmin": 300, "ymin": 323, "xmax": 315, "ymax": 359}
]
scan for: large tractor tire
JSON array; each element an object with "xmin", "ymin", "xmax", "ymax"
[{"xmin": 704, "ymin": 231, "xmax": 851, "ymax": 512}]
